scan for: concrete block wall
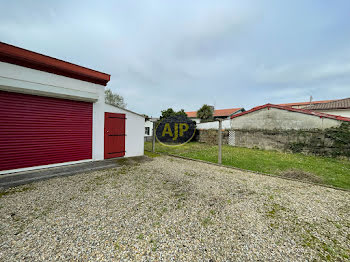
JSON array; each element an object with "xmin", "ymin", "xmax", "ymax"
[
  {"xmin": 197, "ymin": 124, "xmax": 350, "ymax": 157},
  {"xmin": 197, "ymin": 129, "xmax": 229, "ymax": 145},
  {"xmin": 232, "ymin": 129, "xmax": 349, "ymax": 157}
]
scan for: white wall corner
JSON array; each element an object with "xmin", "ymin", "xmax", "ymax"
[{"xmin": 92, "ymin": 87, "xmax": 106, "ymax": 161}]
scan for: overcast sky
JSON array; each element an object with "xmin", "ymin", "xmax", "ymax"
[{"xmin": 1, "ymin": 0, "xmax": 350, "ymax": 116}]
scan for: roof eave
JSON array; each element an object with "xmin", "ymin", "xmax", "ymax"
[{"xmin": 0, "ymin": 42, "xmax": 111, "ymax": 86}]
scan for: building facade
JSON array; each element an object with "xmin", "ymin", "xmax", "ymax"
[{"xmin": 230, "ymin": 104, "xmax": 350, "ymax": 130}]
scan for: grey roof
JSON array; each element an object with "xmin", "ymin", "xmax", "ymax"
[{"xmin": 305, "ymin": 97, "xmax": 350, "ymax": 110}]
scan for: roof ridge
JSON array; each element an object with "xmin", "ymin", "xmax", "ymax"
[
  {"xmin": 278, "ymin": 99, "xmax": 337, "ymax": 107},
  {"xmin": 230, "ymin": 103, "xmax": 350, "ymax": 122},
  {"xmin": 214, "ymin": 107, "xmax": 242, "ymax": 110}
]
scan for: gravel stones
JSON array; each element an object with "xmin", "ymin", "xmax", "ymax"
[{"xmin": 0, "ymin": 156, "xmax": 349, "ymax": 261}]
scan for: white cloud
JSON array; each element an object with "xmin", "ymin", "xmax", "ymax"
[
  {"xmin": 1, "ymin": 0, "xmax": 350, "ymax": 116},
  {"xmin": 256, "ymin": 61, "xmax": 350, "ymax": 84}
]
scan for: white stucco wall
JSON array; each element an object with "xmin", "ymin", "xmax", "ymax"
[
  {"xmin": 316, "ymin": 109, "xmax": 350, "ymax": 118},
  {"xmin": 190, "ymin": 118, "xmax": 201, "ymax": 124},
  {"xmin": 93, "ymin": 87, "xmax": 106, "ymax": 161},
  {"xmin": 104, "ymin": 104, "xmax": 145, "ymax": 157},
  {"xmin": 230, "ymin": 107, "xmax": 343, "ymax": 130},
  {"xmin": 197, "ymin": 119, "xmax": 231, "ymax": 130},
  {"xmin": 0, "ymin": 62, "xmax": 101, "ymax": 101}
]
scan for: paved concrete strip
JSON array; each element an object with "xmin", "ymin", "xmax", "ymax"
[{"xmin": 0, "ymin": 161, "xmax": 118, "ymax": 189}]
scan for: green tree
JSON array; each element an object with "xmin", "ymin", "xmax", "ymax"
[
  {"xmin": 105, "ymin": 88, "xmax": 126, "ymax": 108},
  {"xmin": 197, "ymin": 104, "xmax": 214, "ymax": 122},
  {"xmin": 160, "ymin": 108, "xmax": 187, "ymax": 119},
  {"xmin": 160, "ymin": 108, "xmax": 176, "ymax": 119},
  {"xmin": 176, "ymin": 109, "xmax": 187, "ymax": 117}
]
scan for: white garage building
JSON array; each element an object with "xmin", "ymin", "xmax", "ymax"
[{"xmin": 0, "ymin": 42, "xmax": 144, "ymax": 175}]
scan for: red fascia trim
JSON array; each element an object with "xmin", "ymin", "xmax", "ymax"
[
  {"xmin": 230, "ymin": 103, "xmax": 350, "ymax": 122},
  {"xmin": 0, "ymin": 42, "xmax": 110, "ymax": 86}
]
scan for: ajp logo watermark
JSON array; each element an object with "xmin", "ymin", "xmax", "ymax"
[{"xmin": 155, "ymin": 115, "xmax": 196, "ymax": 146}]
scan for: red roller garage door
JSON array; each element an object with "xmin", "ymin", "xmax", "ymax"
[{"xmin": 0, "ymin": 90, "xmax": 93, "ymax": 172}]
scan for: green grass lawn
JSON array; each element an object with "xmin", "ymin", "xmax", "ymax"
[{"xmin": 144, "ymin": 142, "xmax": 350, "ymax": 190}]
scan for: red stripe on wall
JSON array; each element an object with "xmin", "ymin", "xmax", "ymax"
[{"xmin": 0, "ymin": 90, "xmax": 93, "ymax": 171}]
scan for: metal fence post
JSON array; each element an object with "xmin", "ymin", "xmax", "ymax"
[
  {"xmin": 152, "ymin": 121, "xmax": 156, "ymax": 153},
  {"xmin": 218, "ymin": 119, "xmax": 222, "ymax": 164}
]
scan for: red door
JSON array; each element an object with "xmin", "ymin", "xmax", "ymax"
[
  {"xmin": 104, "ymin": 112, "xmax": 126, "ymax": 159},
  {"xmin": 0, "ymin": 91, "xmax": 93, "ymax": 172}
]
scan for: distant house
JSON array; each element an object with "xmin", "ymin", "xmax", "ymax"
[
  {"xmin": 278, "ymin": 99, "xmax": 336, "ymax": 109},
  {"xmin": 230, "ymin": 104, "xmax": 350, "ymax": 130},
  {"xmin": 227, "ymin": 104, "xmax": 350, "ymax": 154},
  {"xmin": 186, "ymin": 108, "xmax": 245, "ymax": 123},
  {"xmin": 144, "ymin": 117, "xmax": 158, "ymax": 141},
  {"xmin": 303, "ymin": 98, "xmax": 350, "ymax": 118}
]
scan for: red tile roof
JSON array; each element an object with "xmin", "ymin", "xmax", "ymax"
[
  {"xmin": 186, "ymin": 108, "xmax": 243, "ymax": 118},
  {"xmin": 304, "ymin": 98, "xmax": 350, "ymax": 110},
  {"xmin": 0, "ymin": 42, "xmax": 110, "ymax": 86},
  {"xmin": 230, "ymin": 104, "xmax": 350, "ymax": 122},
  {"xmin": 278, "ymin": 100, "xmax": 336, "ymax": 107},
  {"xmin": 185, "ymin": 111, "xmax": 198, "ymax": 118}
]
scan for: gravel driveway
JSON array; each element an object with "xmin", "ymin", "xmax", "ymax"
[{"xmin": 1, "ymin": 156, "xmax": 349, "ymax": 261}]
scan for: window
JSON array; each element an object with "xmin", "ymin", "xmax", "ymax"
[{"xmin": 145, "ymin": 127, "xmax": 150, "ymax": 135}]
